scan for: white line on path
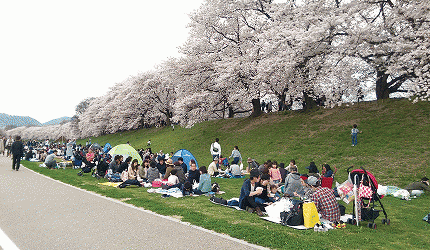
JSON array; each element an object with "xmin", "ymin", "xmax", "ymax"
[
  {"xmin": 0, "ymin": 226, "xmax": 20, "ymax": 250},
  {"xmin": 22, "ymin": 165, "xmax": 269, "ymax": 250}
]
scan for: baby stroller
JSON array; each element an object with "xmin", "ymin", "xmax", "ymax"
[{"xmin": 346, "ymin": 166, "xmax": 390, "ymax": 229}]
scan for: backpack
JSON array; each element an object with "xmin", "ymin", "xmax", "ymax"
[
  {"xmin": 280, "ymin": 200, "xmax": 304, "ymax": 226},
  {"xmin": 211, "ymin": 182, "xmax": 220, "ymax": 193},
  {"xmin": 210, "ymin": 196, "xmax": 227, "ymax": 205}
]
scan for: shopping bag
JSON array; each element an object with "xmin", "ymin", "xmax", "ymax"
[{"xmin": 303, "ymin": 202, "xmax": 320, "ymax": 228}]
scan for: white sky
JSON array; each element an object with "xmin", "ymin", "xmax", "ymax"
[{"xmin": 0, "ymin": 0, "xmax": 204, "ymax": 123}]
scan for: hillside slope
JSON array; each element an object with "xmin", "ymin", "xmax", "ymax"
[{"xmin": 82, "ymin": 99, "xmax": 430, "ymax": 186}]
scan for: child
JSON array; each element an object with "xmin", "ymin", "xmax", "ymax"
[
  {"xmin": 269, "ymin": 161, "xmax": 282, "ymax": 184},
  {"xmin": 269, "ymin": 184, "xmax": 281, "ymax": 202},
  {"xmin": 167, "ymin": 169, "xmax": 179, "ymax": 186},
  {"xmin": 351, "ymin": 124, "xmax": 362, "ymax": 146}
]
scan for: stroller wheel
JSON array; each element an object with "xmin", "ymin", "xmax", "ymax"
[
  {"xmin": 382, "ymin": 219, "xmax": 386, "ymax": 224},
  {"xmin": 367, "ymin": 223, "xmax": 377, "ymax": 229},
  {"xmin": 386, "ymin": 219, "xmax": 390, "ymax": 225}
]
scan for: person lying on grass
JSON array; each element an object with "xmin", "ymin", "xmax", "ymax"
[
  {"xmin": 404, "ymin": 177, "xmax": 429, "ymax": 197},
  {"xmin": 239, "ymin": 168, "xmax": 264, "ymax": 216}
]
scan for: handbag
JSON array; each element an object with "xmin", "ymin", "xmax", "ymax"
[
  {"xmin": 358, "ymin": 179, "xmax": 373, "ymax": 200},
  {"xmin": 303, "ymin": 202, "xmax": 320, "ymax": 228}
]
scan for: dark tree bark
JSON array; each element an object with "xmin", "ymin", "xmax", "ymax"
[
  {"xmin": 250, "ymin": 98, "xmax": 262, "ymax": 117},
  {"xmin": 302, "ymin": 91, "xmax": 318, "ymax": 111},
  {"xmin": 375, "ymin": 71, "xmax": 390, "ymax": 100}
]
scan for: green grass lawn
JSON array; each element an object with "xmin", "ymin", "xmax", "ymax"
[{"xmin": 22, "ymin": 99, "xmax": 430, "ymax": 249}]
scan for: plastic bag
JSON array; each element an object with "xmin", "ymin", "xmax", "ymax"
[
  {"xmin": 337, "ymin": 180, "xmax": 354, "ymax": 204},
  {"xmin": 303, "ymin": 201, "xmax": 320, "ymax": 228}
]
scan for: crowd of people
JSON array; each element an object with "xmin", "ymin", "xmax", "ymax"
[{"xmin": 1, "ymin": 135, "xmax": 429, "ymax": 226}]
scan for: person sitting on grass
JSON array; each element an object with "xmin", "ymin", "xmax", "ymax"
[
  {"xmin": 187, "ymin": 159, "xmax": 200, "ymax": 184},
  {"xmin": 308, "ymin": 176, "xmax": 341, "ymax": 223},
  {"xmin": 166, "ymin": 169, "xmax": 181, "ymax": 189},
  {"xmin": 156, "ymin": 158, "xmax": 167, "ymax": 176},
  {"xmin": 163, "ymin": 159, "xmax": 175, "ymax": 180},
  {"xmin": 146, "ymin": 160, "xmax": 161, "ymax": 183},
  {"xmin": 45, "ymin": 150, "xmax": 58, "ymax": 169},
  {"xmin": 321, "ymin": 164, "xmax": 334, "ymax": 178},
  {"xmin": 117, "ymin": 156, "xmax": 132, "ymax": 174},
  {"xmin": 137, "ymin": 159, "xmax": 149, "ymax": 182},
  {"xmin": 306, "ymin": 161, "xmax": 321, "ymax": 178},
  {"xmin": 193, "ymin": 166, "xmax": 211, "ymax": 195},
  {"xmin": 269, "ymin": 184, "xmax": 281, "ymax": 202},
  {"xmin": 118, "ymin": 160, "xmax": 142, "ymax": 188},
  {"xmin": 239, "ymin": 168, "xmax": 264, "ymax": 216},
  {"xmin": 255, "ymin": 174, "xmax": 272, "ymax": 206},
  {"xmin": 269, "ymin": 161, "xmax": 282, "ymax": 184},
  {"xmin": 178, "ymin": 157, "xmax": 188, "ymax": 175},
  {"xmin": 294, "ymin": 175, "xmax": 315, "ymax": 200},
  {"xmin": 208, "ymin": 157, "xmax": 220, "ymax": 177},
  {"xmin": 283, "ymin": 166, "xmax": 303, "ymax": 197},
  {"xmin": 173, "ymin": 161, "xmax": 186, "ymax": 184},
  {"xmin": 404, "ymin": 177, "xmax": 430, "ymax": 197}
]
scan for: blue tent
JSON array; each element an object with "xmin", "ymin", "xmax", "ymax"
[
  {"xmin": 171, "ymin": 149, "xmax": 199, "ymax": 171},
  {"xmin": 103, "ymin": 143, "xmax": 112, "ymax": 153}
]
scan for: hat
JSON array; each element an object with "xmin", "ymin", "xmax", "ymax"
[
  {"xmin": 307, "ymin": 176, "xmax": 319, "ymax": 186},
  {"xmin": 247, "ymin": 158, "xmax": 253, "ymax": 163},
  {"xmin": 166, "ymin": 159, "xmax": 173, "ymax": 166}
]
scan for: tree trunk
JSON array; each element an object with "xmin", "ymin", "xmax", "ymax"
[
  {"xmin": 250, "ymin": 98, "xmax": 262, "ymax": 117},
  {"xmin": 302, "ymin": 91, "xmax": 318, "ymax": 111},
  {"xmin": 228, "ymin": 107, "xmax": 234, "ymax": 118},
  {"xmin": 375, "ymin": 71, "xmax": 390, "ymax": 100}
]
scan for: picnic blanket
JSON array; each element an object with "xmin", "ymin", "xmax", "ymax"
[
  {"xmin": 99, "ymin": 182, "xmax": 121, "ymax": 188},
  {"xmin": 147, "ymin": 187, "xmax": 184, "ymax": 198}
]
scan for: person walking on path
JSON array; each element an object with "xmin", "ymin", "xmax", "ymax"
[
  {"xmin": 11, "ymin": 135, "xmax": 24, "ymax": 171},
  {"xmin": 210, "ymin": 138, "xmax": 221, "ymax": 161},
  {"xmin": 351, "ymin": 124, "xmax": 362, "ymax": 146},
  {"xmin": 0, "ymin": 137, "xmax": 5, "ymax": 156}
]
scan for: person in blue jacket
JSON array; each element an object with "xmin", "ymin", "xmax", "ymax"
[{"xmin": 239, "ymin": 169, "xmax": 264, "ymax": 216}]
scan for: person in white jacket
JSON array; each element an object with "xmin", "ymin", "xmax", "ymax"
[{"xmin": 210, "ymin": 138, "xmax": 221, "ymax": 160}]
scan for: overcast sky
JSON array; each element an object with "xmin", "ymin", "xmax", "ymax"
[{"xmin": 0, "ymin": 0, "xmax": 204, "ymax": 123}]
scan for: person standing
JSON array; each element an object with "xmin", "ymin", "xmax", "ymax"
[
  {"xmin": 351, "ymin": 124, "xmax": 362, "ymax": 146},
  {"xmin": 210, "ymin": 138, "xmax": 221, "ymax": 160},
  {"xmin": 0, "ymin": 137, "xmax": 5, "ymax": 156},
  {"xmin": 6, "ymin": 136, "xmax": 14, "ymax": 157},
  {"xmin": 228, "ymin": 145, "xmax": 242, "ymax": 165},
  {"xmin": 11, "ymin": 136, "xmax": 24, "ymax": 171}
]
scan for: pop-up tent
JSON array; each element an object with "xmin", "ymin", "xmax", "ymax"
[
  {"xmin": 103, "ymin": 143, "xmax": 112, "ymax": 153},
  {"xmin": 108, "ymin": 144, "xmax": 142, "ymax": 164},
  {"xmin": 171, "ymin": 149, "xmax": 199, "ymax": 171}
]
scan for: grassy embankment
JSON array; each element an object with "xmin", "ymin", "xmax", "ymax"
[{"xmin": 22, "ymin": 99, "xmax": 430, "ymax": 249}]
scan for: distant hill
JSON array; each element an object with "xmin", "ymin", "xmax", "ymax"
[
  {"xmin": 0, "ymin": 113, "xmax": 71, "ymax": 129},
  {"xmin": 42, "ymin": 117, "xmax": 72, "ymax": 126}
]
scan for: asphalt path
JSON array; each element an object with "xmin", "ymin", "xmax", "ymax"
[{"xmin": 0, "ymin": 155, "xmax": 267, "ymax": 250}]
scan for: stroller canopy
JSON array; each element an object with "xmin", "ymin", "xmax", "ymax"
[
  {"xmin": 171, "ymin": 149, "xmax": 199, "ymax": 171},
  {"xmin": 108, "ymin": 144, "xmax": 142, "ymax": 164},
  {"xmin": 349, "ymin": 169, "xmax": 378, "ymax": 189}
]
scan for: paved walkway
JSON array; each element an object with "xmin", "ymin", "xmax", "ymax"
[{"xmin": 0, "ymin": 155, "xmax": 267, "ymax": 250}]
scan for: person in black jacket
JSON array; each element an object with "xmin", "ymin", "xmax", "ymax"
[{"xmin": 11, "ymin": 136, "xmax": 24, "ymax": 171}]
